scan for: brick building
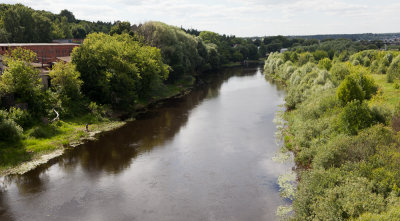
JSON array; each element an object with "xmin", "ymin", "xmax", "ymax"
[
  {"xmin": 0, "ymin": 43, "xmax": 79, "ymax": 65},
  {"xmin": 0, "ymin": 43, "xmax": 80, "ymax": 89}
]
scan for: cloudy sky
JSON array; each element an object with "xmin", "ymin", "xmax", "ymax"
[{"xmin": 4, "ymin": 0, "xmax": 400, "ymax": 37}]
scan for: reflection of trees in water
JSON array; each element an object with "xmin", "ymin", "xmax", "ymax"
[
  {"xmin": 2, "ymin": 66, "xmax": 264, "ymax": 197},
  {"xmin": 0, "ymin": 191, "xmax": 14, "ymax": 221},
  {"xmin": 59, "ymin": 67, "xmax": 246, "ymax": 175}
]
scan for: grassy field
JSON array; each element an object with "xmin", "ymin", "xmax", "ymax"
[{"xmin": 370, "ymin": 74, "xmax": 400, "ymax": 110}]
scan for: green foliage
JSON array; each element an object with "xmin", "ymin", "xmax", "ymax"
[
  {"xmin": 387, "ymin": 55, "xmax": 400, "ymax": 82},
  {"xmin": 356, "ymin": 206, "xmax": 400, "ymax": 221},
  {"xmin": 110, "ymin": 21, "xmax": 133, "ymax": 36},
  {"xmin": 339, "ymin": 100, "xmax": 374, "ymax": 135},
  {"xmin": 30, "ymin": 124, "xmax": 58, "ymax": 138},
  {"xmin": 265, "ymin": 48, "xmax": 400, "ymax": 220},
  {"xmin": 72, "ymin": 32, "xmax": 169, "ymax": 110},
  {"xmin": 337, "ymin": 75, "xmax": 365, "ymax": 104},
  {"xmin": 7, "ymin": 107, "xmax": 31, "ymax": 128},
  {"xmin": 331, "ymin": 62, "xmax": 350, "ymax": 84},
  {"xmin": 312, "ymin": 50, "xmax": 329, "ymax": 61},
  {"xmin": 318, "ymin": 57, "xmax": 332, "ymax": 70},
  {"xmin": 0, "ymin": 3, "xmax": 113, "ymax": 42},
  {"xmin": 0, "ymin": 110, "xmax": 23, "ymax": 142},
  {"xmin": 0, "ymin": 48, "xmax": 48, "ymax": 117},
  {"xmin": 136, "ymin": 22, "xmax": 211, "ymax": 80},
  {"xmin": 49, "ymin": 62, "xmax": 83, "ymax": 116},
  {"xmin": 312, "ymin": 177, "xmax": 385, "ymax": 220},
  {"xmin": 297, "ymin": 52, "xmax": 315, "ymax": 66}
]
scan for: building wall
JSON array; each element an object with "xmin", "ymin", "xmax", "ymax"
[{"xmin": 0, "ymin": 44, "xmax": 79, "ymax": 64}]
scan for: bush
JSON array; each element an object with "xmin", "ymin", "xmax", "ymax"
[
  {"xmin": 30, "ymin": 124, "xmax": 58, "ymax": 138},
  {"xmin": 339, "ymin": 100, "xmax": 374, "ymax": 135},
  {"xmin": 318, "ymin": 58, "xmax": 332, "ymax": 70},
  {"xmin": 357, "ymin": 73, "xmax": 378, "ymax": 99},
  {"xmin": 0, "ymin": 117, "xmax": 23, "ymax": 142},
  {"xmin": 337, "ymin": 76, "xmax": 365, "ymax": 104},
  {"xmin": 313, "ymin": 125, "xmax": 395, "ymax": 169},
  {"xmin": 298, "ymin": 52, "xmax": 315, "ymax": 66},
  {"xmin": 312, "ymin": 177, "xmax": 385, "ymax": 220},
  {"xmin": 7, "ymin": 107, "xmax": 31, "ymax": 128},
  {"xmin": 331, "ymin": 62, "xmax": 350, "ymax": 84}
]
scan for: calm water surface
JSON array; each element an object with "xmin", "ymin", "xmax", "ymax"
[{"xmin": 0, "ymin": 66, "xmax": 291, "ymax": 221}]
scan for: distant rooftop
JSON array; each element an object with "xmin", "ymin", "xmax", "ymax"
[{"xmin": 0, "ymin": 43, "xmax": 79, "ymax": 47}]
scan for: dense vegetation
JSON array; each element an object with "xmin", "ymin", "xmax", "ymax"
[
  {"xmin": 0, "ymin": 3, "xmax": 112, "ymax": 42},
  {"xmin": 265, "ymin": 47, "xmax": 400, "ymax": 220}
]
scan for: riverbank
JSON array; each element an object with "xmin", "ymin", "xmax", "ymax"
[
  {"xmin": 265, "ymin": 51, "xmax": 400, "ymax": 220},
  {"xmin": 0, "ymin": 76, "xmax": 196, "ymax": 176}
]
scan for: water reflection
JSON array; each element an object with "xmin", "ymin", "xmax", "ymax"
[{"xmin": 0, "ymin": 66, "xmax": 290, "ymax": 221}]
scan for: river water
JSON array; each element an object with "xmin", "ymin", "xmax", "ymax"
[{"xmin": 0, "ymin": 66, "xmax": 291, "ymax": 221}]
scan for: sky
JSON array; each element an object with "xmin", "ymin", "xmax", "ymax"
[{"xmin": 4, "ymin": 0, "xmax": 400, "ymax": 37}]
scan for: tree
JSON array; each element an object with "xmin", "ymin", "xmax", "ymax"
[
  {"xmin": 72, "ymin": 33, "xmax": 169, "ymax": 110},
  {"xmin": 110, "ymin": 21, "xmax": 133, "ymax": 36},
  {"xmin": 337, "ymin": 75, "xmax": 365, "ymax": 104},
  {"xmin": 339, "ymin": 100, "xmax": 373, "ymax": 135},
  {"xmin": 59, "ymin": 9, "xmax": 75, "ymax": 23},
  {"xmin": 49, "ymin": 62, "xmax": 83, "ymax": 114},
  {"xmin": 0, "ymin": 48, "xmax": 47, "ymax": 116},
  {"xmin": 331, "ymin": 62, "xmax": 350, "ymax": 83},
  {"xmin": 318, "ymin": 58, "xmax": 332, "ymax": 70},
  {"xmin": 137, "ymin": 22, "xmax": 204, "ymax": 81}
]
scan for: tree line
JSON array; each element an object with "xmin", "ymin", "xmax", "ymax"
[{"xmin": 0, "ymin": 4, "xmax": 112, "ymax": 42}]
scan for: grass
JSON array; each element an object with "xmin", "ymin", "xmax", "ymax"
[
  {"xmin": 0, "ymin": 115, "xmax": 125, "ymax": 174},
  {"xmin": 370, "ymin": 74, "xmax": 400, "ymax": 110}
]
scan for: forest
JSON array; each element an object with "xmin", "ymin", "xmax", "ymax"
[{"xmin": 264, "ymin": 41, "xmax": 400, "ymax": 220}]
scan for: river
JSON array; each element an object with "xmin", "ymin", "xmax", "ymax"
[{"xmin": 0, "ymin": 66, "xmax": 291, "ymax": 221}]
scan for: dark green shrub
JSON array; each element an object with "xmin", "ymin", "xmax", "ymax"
[
  {"xmin": 0, "ymin": 118, "xmax": 23, "ymax": 142},
  {"xmin": 339, "ymin": 100, "xmax": 374, "ymax": 135},
  {"xmin": 337, "ymin": 76, "xmax": 365, "ymax": 104},
  {"xmin": 8, "ymin": 107, "xmax": 31, "ymax": 128},
  {"xmin": 30, "ymin": 125, "xmax": 58, "ymax": 138}
]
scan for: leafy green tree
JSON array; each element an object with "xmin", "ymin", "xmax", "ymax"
[
  {"xmin": 318, "ymin": 58, "xmax": 332, "ymax": 70},
  {"xmin": 0, "ymin": 48, "xmax": 42, "ymax": 103},
  {"xmin": 59, "ymin": 9, "xmax": 75, "ymax": 23},
  {"xmin": 199, "ymin": 31, "xmax": 220, "ymax": 44},
  {"xmin": 110, "ymin": 21, "xmax": 133, "ymax": 36},
  {"xmin": 312, "ymin": 50, "xmax": 329, "ymax": 61},
  {"xmin": 49, "ymin": 62, "xmax": 83, "ymax": 115},
  {"xmin": 331, "ymin": 62, "xmax": 350, "ymax": 83},
  {"xmin": 337, "ymin": 75, "xmax": 365, "ymax": 104},
  {"xmin": 298, "ymin": 52, "xmax": 315, "ymax": 65},
  {"xmin": 137, "ymin": 22, "xmax": 206, "ymax": 81},
  {"xmin": 72, "ymin": 33, "xmax": 169, "ymax": 110}
]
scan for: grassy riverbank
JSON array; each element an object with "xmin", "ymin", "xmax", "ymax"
[
  {"xmin": 0, "ymin": 76, "xmax": 195, "ymax": 176},
  {"xmin": 265, "ymin": 50, "xmax": 400, "ymax": 220}
]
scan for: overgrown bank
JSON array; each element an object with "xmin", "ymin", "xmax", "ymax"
[{"xmin": 265, "ymin": 49, "xmax": 400, "ymax": 220}]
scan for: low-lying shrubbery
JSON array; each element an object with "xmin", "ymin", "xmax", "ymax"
[{"xmin": 265, "ymin": 50, "xmax": 400, "ymax": 220}]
